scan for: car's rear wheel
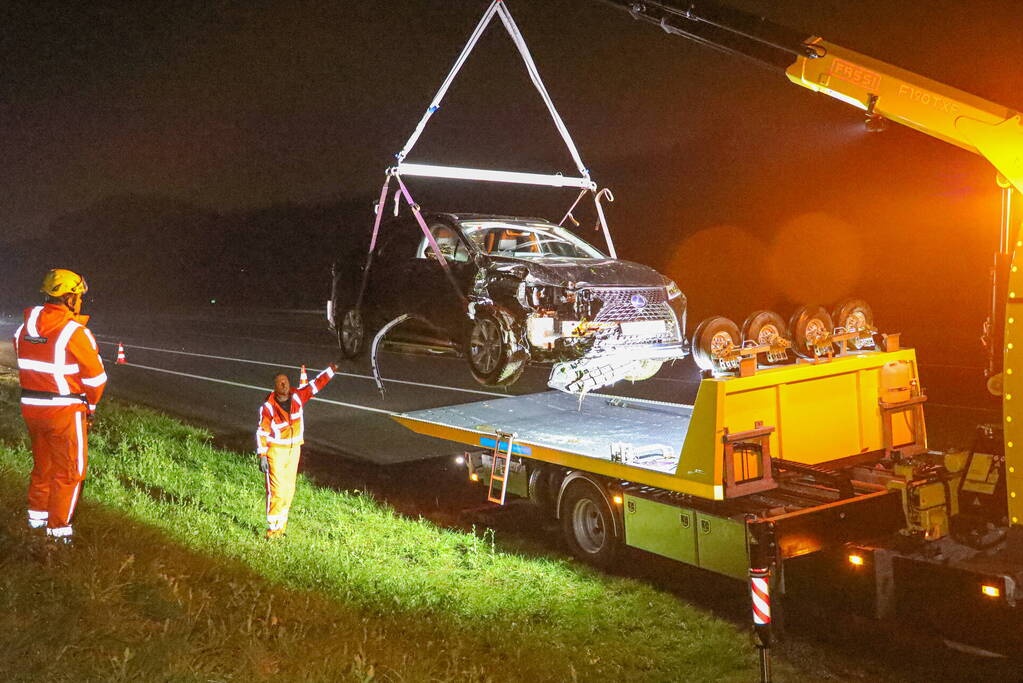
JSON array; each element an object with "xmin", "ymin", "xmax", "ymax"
[
  {"xmin": 466, "ymin": 312, "xmax": 522, "ymax": 386},
  {"xmin": 337, "ymin": 307, "xmax": 365, "ymax": 358}
]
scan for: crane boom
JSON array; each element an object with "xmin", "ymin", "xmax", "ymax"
[{"xmin": 601, "ymin": 0, "xmax": 1023, "ymax": 193}]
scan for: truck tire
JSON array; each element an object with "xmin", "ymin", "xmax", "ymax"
[
  {"xmin": 691, "ymin": 316, "xmax": 741, "ymax": 372},
  {"xmin": 560, "ymin": 480, "xmax": 620, "ymax": 568},
  {"xmin": 789, "ymin": 305, "xmax": 833, "ymax": 359},
  {"xmin": 527, "ymin": 466, "xmax": 557, "ymax": 517}
]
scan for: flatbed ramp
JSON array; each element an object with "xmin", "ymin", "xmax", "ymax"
[{"xmin": 394, "ymin": 391, "xmax": 692, "ymax": 476}]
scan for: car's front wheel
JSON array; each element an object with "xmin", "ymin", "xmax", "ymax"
[
  {"xmin": 337, "ymin": 306, "xmax": 366, "ymax": 358},
  {"xmin": 466, "ymin": 312, "xmax": 524, "ymax": 386}
]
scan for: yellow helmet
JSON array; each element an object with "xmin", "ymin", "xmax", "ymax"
[{"xmin": 40, "ymin": 268, "xmax": 88, "ymax": 298}]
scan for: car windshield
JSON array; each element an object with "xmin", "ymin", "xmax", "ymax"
[{"xmin": 460, "ymin": 221, "xmax": 604, "ymax": 259}]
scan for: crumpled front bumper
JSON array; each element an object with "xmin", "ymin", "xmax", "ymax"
[{"xmin": 547, "ymin": 341, "xmax": 689, "ymax": 394}]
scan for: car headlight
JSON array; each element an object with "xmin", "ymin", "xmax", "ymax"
[{"xmin": 665, "ymin": 280, "xmax": 683, "ymax": 300}]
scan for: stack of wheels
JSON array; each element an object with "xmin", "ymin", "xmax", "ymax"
[
  {"xmin": 692, "ymin": 298, "xmax": 874, "ymax": 370},
  {"xmin": 789, "ymin": 299, "xmax": 875, "ymax": 358},
  {"xmin": 691, "ymin": 315, "xmax": 741, "ymax": 373}
]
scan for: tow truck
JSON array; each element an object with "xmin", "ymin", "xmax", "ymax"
[{"xmin": 392, "ymin": 0, "xmax": 1023, "ymax": 655}]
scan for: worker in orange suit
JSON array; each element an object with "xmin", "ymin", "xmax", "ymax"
[
  {"xmin": 14, "ymin": 269, "xmax": 107, "ymax": 546},
  {"xmin": 256, "ymin": 363, "xmax": 337, "ymax": 538}
]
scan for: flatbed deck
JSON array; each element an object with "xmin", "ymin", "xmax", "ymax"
[{"xmin": 395, "ymin": 392, "xmax": 691, "ymax": 474}]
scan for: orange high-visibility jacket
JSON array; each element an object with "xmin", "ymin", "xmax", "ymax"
[
  {"xmin": 256, "ymin": 366, "xmax": 335, "ymax": 455},
  {"xmin": 13, "ymin": 304, "xmax": 107, "ymax": 414}
]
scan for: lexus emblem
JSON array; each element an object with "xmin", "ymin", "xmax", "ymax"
[{"xmin": 630, "ymin": 293, "xmax": 647, "ymax": 309}]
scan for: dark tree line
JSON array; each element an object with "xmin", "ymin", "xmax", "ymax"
[{"xmin": 2, "ymin": 193, "xmax": 375, "ymax": 312}]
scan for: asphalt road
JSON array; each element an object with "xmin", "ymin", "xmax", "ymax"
[{"xmin": 0, "ymin": 306, "xmax": 1000, "ymax": 463}]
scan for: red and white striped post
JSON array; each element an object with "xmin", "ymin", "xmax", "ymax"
[
  {"xmin": 748, "ymin": 517, "xmax": 774, "ymax": 683},
  {"xmin": 750, "ymin": 565, "xmax": 772, "ymax": 682}
]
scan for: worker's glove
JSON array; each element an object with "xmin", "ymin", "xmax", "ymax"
[
  {"xmin": 258, "ymin": 455, "xmax": 270, "ymax": 474},
  {"xmin": 86, "ymin": 412, "xmax": 95, "ymax": 427}
]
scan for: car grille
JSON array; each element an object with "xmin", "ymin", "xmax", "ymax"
[{"xmin": 584, "ymin": 286, "xmax": 681, "ymax": 344}]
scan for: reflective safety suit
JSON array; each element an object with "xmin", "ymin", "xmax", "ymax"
[
  {"xmin": 14, "ymin": 304, "xmax": 107, "ymax": 538},
  {"xmin": 256, "ymin": 366, "xmax": 335, "ymax": 532}
]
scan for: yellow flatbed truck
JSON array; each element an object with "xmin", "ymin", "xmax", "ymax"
[
  {"xmin": 392, "ymin": 0, "xmax": 1023, "ymax": 656},
  {"xmin": 396, "ymin": 342, "xmax": 1022, "ymax": 652}
]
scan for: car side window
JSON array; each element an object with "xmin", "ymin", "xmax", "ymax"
[{"xmin": 418, "ymin": 224, "xmax": 468, "ymax": 262}]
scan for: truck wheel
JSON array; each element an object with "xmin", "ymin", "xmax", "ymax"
[
  {"xmin": 337, "ymin": 307, "xmax": 366, "ymax": 358},
  {"xmin": 466, "ymin": 312, "xmax": 521, "ymax": 386},
  {"xmin": 528, "ymin": 467, "xmax": 557, "ymax": 517},
  {"xmin": 742, "ymin": 310, "xmax": 789, "ymax": 364},
  {"xmin": 692, "ymin": 316, "xmax": 740, "ymax": 372},
  {"xmin": 560, "ymin": 480, "xmax": 620, "ymax": 568},
  {"xmin": 789, "ymin": 305, "xmax": 834, "ymax": 358},
  {"xmin": 832, "ymin": 298, "xmax": 873, "ymax": 333}
]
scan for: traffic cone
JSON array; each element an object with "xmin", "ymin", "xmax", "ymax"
[
  {"xmin": 298, "ymin": 364, "xmax": 308, "ymax": 387},
  {"xmin": 116, "ymin": 343, "xmax": 127, "ymax": 365}
]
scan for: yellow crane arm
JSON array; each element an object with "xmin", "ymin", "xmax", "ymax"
[
  {"xmin": 786, "ymin": 38, "xmax": 1023, "ymax": 193},
  {"xmin": 601, "ymin": 1, "xmax": 1023, "ymax": 193}
]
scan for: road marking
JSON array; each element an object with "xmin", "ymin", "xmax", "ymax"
[
  {"xmin": 94, "ymin": 338, "xmax": 507, "ymax": 398},
  {"xmin": 113, "ymin": 362, "xmax": 394, "ymax": 415}
]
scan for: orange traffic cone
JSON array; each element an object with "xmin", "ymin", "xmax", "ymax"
[
  {"xmin": 116, "ymin": 343, "xmax": 127, "ymax": 364},
  {"xmin": 298, "ymin": 364, "xmax": 308, "ymax": 387}
]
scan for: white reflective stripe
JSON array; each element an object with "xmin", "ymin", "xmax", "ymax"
[
  {"xmin": 17, "ymin": 358, "xmax": 80, "ymax": 373},
  {"xmin": 88, "ymin": 404, "xmax": 96, "ymax": 412},
  {"xmin": 47, "ymin": 526, "xmax": 73, "ymax": 538},
  {"xmin": 81, "ymin": 372, "xmax": 107, "ymax": 387},
  {"xmin": 13, "ymin": 324, "xmax": 24, "ymax": 352},
  {"xmin": 28, "ymin": 518, "xmax": 47, "ymax": 529},
  {"xmin": 21, "ymin": 396, "xmax": 85, "ymax": 407},
  {"xmin": 53, "ymin": 321, "xmax": 81, "ymax": 395},
  {"xmin": 263, "ymin": 402, "xmax": 274, "ymax": 413},
  {"xmin": 26, "ymin": 306, "xmax": 43, "ymax": 338},
  {"xmin": 271, "ymin": 421, "xmax": 288, "ymax": 430},
  {"xmin": 28, "ymin": 509, "xmax": 48, "ymax": 520},
  {"xmin": 265, "ymin": 471, "xmax": 272, "ymax": 516},
  {"xmin": 74, "ymin": 411, "xmax": 84, "ymax": 476},
  {"xmin": 66, "ymin": 483, "xmax": 82, "ymax": 525},
  {"xmin": 293, "ymin": 396, "xmax": 303, "ymax": 407},
  {"xmin": 255, "ymin": 430, "xmax": 270, "ymax": 437},
  {"xmin": 82, "ymin": 327, "xmax": 99, "ymax": 351}
]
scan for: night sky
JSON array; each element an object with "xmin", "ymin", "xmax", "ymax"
[{"xmin": 4, "ymin": 0, "xmax": 1023, "ymax": 364}]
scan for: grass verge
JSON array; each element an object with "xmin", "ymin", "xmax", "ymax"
[{"xmin": 0, "ymin": 370, "xmax": 916, "ymax": 681}]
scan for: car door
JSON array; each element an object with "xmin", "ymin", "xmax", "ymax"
[
  {"xmin": 361, "ymin": 217, "xmax": 423, "ymax": 330},
  {"xmin": 400, "ymin": 218, "xmax": 477, "ymax": 344}
]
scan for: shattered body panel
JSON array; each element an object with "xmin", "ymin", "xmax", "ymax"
[{"xmin": 331, "ymin": 212, "xmax": 688, "ymax": 388}]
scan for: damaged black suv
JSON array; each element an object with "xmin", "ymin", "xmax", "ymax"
[{"xmin": 329, "ymin": 212, "xmax": 687, "ymax": 387}]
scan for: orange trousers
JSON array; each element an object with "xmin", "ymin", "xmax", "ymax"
[
  {"xmin": 23, "ymin": 408, "xmax": 88, "ymax": 532},
  {"xmin": 264, "ymin": 444, "xmax": 301, "ymax": 531}
]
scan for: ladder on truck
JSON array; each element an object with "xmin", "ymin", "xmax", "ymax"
[{"xmin": 488, "ymin": 431, "xmax": 517, "ymax": 505}]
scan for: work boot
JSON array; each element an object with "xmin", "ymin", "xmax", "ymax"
[{"xmin": 46, "ymin": 527, "xmax": 74, "ymax": 547}]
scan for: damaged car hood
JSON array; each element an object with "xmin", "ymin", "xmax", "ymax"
[{"xmin": 488, "ymin": 256, "xmax": 667, "ymax": 288}]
